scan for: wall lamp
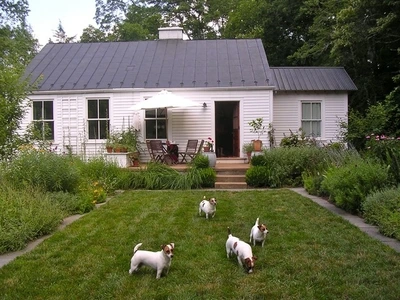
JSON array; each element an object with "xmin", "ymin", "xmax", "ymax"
[{"xmin": 202, "ymin": 102, "xmax": 207, "ymax": 108}]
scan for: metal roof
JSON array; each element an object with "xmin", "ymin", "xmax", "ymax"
[
  {"xmin": 270, "ymin": 67, "xmax": 357, "ymax": 91},
  {"xmin": 25, "ymin": 39, "xmax": 272, "ymax": 91}
]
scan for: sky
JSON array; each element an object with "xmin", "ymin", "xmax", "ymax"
[{"xmin": 27, "ymin": 0, "xmax": 97, "ymax": 47}]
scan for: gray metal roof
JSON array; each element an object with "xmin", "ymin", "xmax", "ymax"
[
  {"xmin": 270, "ymin": 67, "xmax": 357, "ymax": 91},
  {"xmin": 25, "ymin": 39, "xmax": 272, "ymax": 91}
]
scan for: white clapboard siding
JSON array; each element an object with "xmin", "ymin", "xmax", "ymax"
[{"xmin": 273, "ymin": 92, "xmax": 348, "ymax": 146}]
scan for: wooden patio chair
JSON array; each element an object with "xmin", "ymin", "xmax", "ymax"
[
  {"xmin": 150, "ymin": 140, "xmax": 172, "ymax": 164},
  {"xmin": 146, "ymin": 140, "xmax": 156, "ymax": 162},
  {"xmin": 178, "ymin": 139, "xmax": 199, "ymax": 163}
]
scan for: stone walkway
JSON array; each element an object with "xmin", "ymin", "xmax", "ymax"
[{"xmin": 1, "ymin": 188, "xmax": 399, "ymax": 269}]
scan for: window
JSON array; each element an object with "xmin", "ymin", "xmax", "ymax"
[
  {"xmin": 145, "ymin": 108, "xmax": 167, "ymax": 139},
  {"xmin": 301, "ymin": 102, "xmax": 321, "ymax": 137},
  {"xmin": 87, "ymin": 99, "xmax": 109, "ymax": 139},
  {"xmin": 33, "ymin": 100, "xmax": 54, "ymax": 140}
]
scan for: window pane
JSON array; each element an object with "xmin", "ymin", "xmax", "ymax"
[
  {"xmin": 44, "ymin": 121, "xmax": 54, "ymax": 140},
  {"xmin": 302, "ymin": 103, "xmax": 311, "ymax": 119},
  {"xmin": 312, "ymin": 121, "xmax": 321, "ymax": 137},
  {"xmin": 302, "ymin": 121, "xmax": 311, "ymax": 136},
  {"xmin": 33, "ymin": 101, "xmax": 42, "ymax": 120},
  {"xmin": 312, "ymin": 103, "xmax": 321, "ymax": 119},
  {"xmin": 146, "ymin": 120, "xmax": 156, "ymax": 139},
  {"xmin": 88, "ymin": 120, "xmax": 99, "ymax": 139},
  {"xmin": 157, "ymin": 120, "xmax": 167, "ymax": 138},
  {"xmin": 145, "ymin": 110, "xmax": 156, "ymax": 118},
  {"xmin": 99, "ymin": 99, "xmax": 109, "ymax": 118},
  {"xmin": 43, "ymin": 101, "xmax": 53, "ymax": 119},
  {"xmin": 99, "ymin": 120, "xmax": 108, "ymax": 139},
  {"xmin": 157, "ymin": 108, "xmax": 167, "ymax": 118},
  {"xmin": 88, "ymin": 100, "xmax": 98, "ymax": 119}
]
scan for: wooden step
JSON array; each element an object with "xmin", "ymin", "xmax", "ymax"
[
  {"xmin": 215, "ymin": 182, "xmax": 248, "ymax": 189},
  {"xmin": 216, "ymin": 174, "xmax": 246, "ymax": 182}
]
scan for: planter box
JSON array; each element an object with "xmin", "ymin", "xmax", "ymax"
[{"xmin": 105, "ymin": 153, "xmax": 131, "ymax": 168}]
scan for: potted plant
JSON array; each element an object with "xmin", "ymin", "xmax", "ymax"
[
  {"xmin": 242, "ymin": 142, "xmax": 254, "ymax": 163},
  {"xmin": 248, "ymin": 117, "xmax": 265, "ymax": 151},
  {"xmin": 121, "ymin": 126, "xmax": 143, "ymax": 166}
]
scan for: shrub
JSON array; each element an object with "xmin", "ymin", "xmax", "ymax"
[
  {"xmin": 364, "ymin": 134, "xmax": 400, "ymax": 184},
  {"xmin": 321, "ymin": 158, "xmax": 390, "ymax": 213},
  {"xmin": 302, "ymin": 172, "xmax": 328, "ymax": 197},
  {"xmin": 3, "ymin": 150, "xmax": 80, "ymax": 193},
  {"xmin": 197, "ymin": 167, "xmax": 216, "ymax": 188},
  {"xmin": 192, "ymin": 154, "xmax": 209, "ymax": 169},
  {"xmin": 0, "ymin": 184, "xmax": 64, "ymax": 254},
  {"xmin": 245, "ymin": 166, "xmax": 270, "ymax": 187},
  {"xmin": 250, "ymin": 154, "xmax": 266, "ymax": 166},
  {"xmin": 362, "ymin": 186, "xmax": 400, "ymax": 240}
]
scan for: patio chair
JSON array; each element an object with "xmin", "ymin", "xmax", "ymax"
[
  {"xmin": 178, "ymin": 139, "xmax": 199, "ymax": 163},
  {"xmin": 146, "ymin": 140, "xmax": 156, "ymax": 162},
  {"xmin": 150, "ymin": 140, "xmax": 172, "ymax": 164}
]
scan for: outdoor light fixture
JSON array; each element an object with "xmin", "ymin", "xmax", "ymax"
[{"xmin": 202, "ymin": 102, "xmax": 207, "ymax": 108}]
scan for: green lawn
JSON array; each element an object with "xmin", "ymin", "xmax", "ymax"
[{"xmin": 0, "ymin": 189, "xmax": 399, "ymax": 299}]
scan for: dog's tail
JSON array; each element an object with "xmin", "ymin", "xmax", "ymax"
[
  {"xmin": 203, "ymin": 195, "xmax": 206, "ymax": 200},
  {"xmin": 133, "ymin": 243, "xmax": 142, "ymax": 253},
  {"xmin": 227, "ymin": 227, "xmax": 232, "ymax": 236},
  {"xmin": 255, "ymin": 217, "xmax": 260, "ymax": 226}
]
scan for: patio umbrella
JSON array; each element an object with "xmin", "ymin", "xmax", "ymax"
[{"xmin": 130, "ymin": 90, "xmax": 201, "ymax": 110}]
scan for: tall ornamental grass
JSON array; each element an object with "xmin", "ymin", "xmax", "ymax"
[
  {"xmin": 0, "ymin": 184, "xmax": 64, "ymax": 254},
  {"xmin": 3, "ymin": 150, "xmax": 80, "ymax": 193}
]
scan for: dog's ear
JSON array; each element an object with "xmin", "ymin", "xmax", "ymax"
[
  {"xmin": 161, "ymin": 244, "xmax": 165, "ymax": 249},
  {"xmin": 253, "ymin": 256, "xmax": 258, "ymax": 261},
  {"xmin": 170, "ymin": 243, "xmax": 174, "ymax": 249}
]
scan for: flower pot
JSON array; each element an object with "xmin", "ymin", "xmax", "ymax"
[
  {"xmin": 204, "ymin": 146, "xmax": 210, "ymax": 152},
  {"xmin": 203, "ymin": 151, "xmax": 216, "ymax": 167},
  {"xmin": 253, "ymin": 140, "xmax": 262, "ymax": 151},
  {"xmin": 106, "ymin": 146, "xmax": 113, "ymax": 153}
]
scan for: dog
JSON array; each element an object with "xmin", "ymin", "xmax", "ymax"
[
  {"xmin": 129, "ymin": 242, "xmax": 174, "ymax": 279},
  {"xmin": 199, "ymin": 196, "xmax": 217, "ymax": 219},
  {"xmin": 226, "ymin": 227, "xmax": 257, "ymax": 273},
  {"xmin": 249, "ymin": 217, "xmax": 269, "ymax": 247}
]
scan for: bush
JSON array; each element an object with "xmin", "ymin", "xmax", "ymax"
[
  {"xmin": 191, "ymin": 154, "xmax": 209, "ymax": 169},
  {"xmin": 321, "ymin": 158, "xmax": 390, "ymax": 213},
  {"xmin": 302, "ymin": 172, "xmax": 328, "ymax": 197},
  {"xmin": 245, "ymin": 166, "xmax": 270, "ymax": 187},
  {"xmin": 362, "ymin": 186, "xmax": 400, "ymax": 240},
  {"xmin": 0, "ymin": 184, "xmax": 64, "ymax": 254},
  {"xmin": 3, "ymin": 150, "xmax": 80, "ymax": 193}
]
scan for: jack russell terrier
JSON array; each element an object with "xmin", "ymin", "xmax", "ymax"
[
  {"xmin": 249, "ymin": 217, "xmax": 269, "ymax": 247},
  {"xmin": 226, "ymin": 227, "xmax": 257, "ymax": 273},
  {"xmin": 199, "ymin": 196, "xmax": 217, "ymax": 219},
  {"xmin": 129, "ymin": 242, "xmax": 174, "ymax": 279}
]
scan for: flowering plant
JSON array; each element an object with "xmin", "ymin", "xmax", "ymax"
[{"xmin": 205, "ymin": 137, "xmax": 214, "ymax": 151}]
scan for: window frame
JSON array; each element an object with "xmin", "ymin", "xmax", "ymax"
[
  {"xmin": 32, "ymin": 99, "xmax": 55, "ymax": 140},
  {"xmin": 87, "ymin": 98, "xmax": 110, "ymax": 140},
  {"xmin": 301, "ymin": 101, "xmax": 322, "ymax": 138}
]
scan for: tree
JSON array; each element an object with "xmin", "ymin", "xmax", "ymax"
[
  {"xmin": 49, "ymin": 20, "xmax": 76, "ymax": 43},
  {"xmin": 79, "ymin": 25, "xmax": 112, "ymax": 42},
  {"xmin": 0, "ymin": 0, "xmax": 38, "ymax": 160}
]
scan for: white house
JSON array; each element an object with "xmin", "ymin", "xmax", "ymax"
[{"xmin": 22, "ymin": 27, "xmax": 357, "ymax": 162}]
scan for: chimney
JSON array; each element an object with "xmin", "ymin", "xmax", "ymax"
[{"xmin": 158, "ymin": 27, "xmax": 183, "ymax": 40}]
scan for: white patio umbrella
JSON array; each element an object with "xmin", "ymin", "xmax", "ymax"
[{"xmin": 130, "ymin": 90, "xmax": 201, "ymax": 110}]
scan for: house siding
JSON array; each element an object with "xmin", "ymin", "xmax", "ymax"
[
  {"xmin": 23, "ymin": 88, "xmax": 273, "ymax": 161},
  {"xmin": 273, "ymin": 92, "xmax": 347, "ymax": 146}
]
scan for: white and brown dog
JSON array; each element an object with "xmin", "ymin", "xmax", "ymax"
[
  {"xmin": 199, "ymin": 196, "xmax": 217, "ymax": 219},
  {"xmin": 249, "ymin": 217, "xmax": 269, "ymax": 247},
  {"xmin": 226, "ymin": 227, "xmax": 257, "ymax": 273},
  {"xmin": 129, "ymin": 242, "xmax": 174, "ymax": 279}
]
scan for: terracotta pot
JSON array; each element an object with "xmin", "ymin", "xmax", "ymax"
[
  {"xmin": 106, "ymin": 146, "xmax": 113, "ymax": 153},
  {"xmin": 253, "ymin": 140, "xmax": 262, "ymax": 151}
]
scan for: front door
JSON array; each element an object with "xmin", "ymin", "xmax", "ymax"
[{"xmin": 215, "ymin": 101, "xmax": 240, "ymax": 157}]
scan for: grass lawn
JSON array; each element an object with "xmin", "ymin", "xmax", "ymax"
[{"xmin": 0, "ymin": 189, "xmax": 399, "ymax": 299}]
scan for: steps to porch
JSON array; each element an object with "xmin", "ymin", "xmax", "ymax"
[{"xmin": 214, "ymin": 158, "xmax": 249, "ymax": 189}]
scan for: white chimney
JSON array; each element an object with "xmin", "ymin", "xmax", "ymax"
[{"xmin": 158, "ymin": 27, "xmax": 183, "ymax": 40}]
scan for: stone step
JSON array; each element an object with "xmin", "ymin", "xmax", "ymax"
[
  {"xmin": 216, "ymin": 175, "xmax": 246, "ymax": 182},
  {"xmin": 214, "ymin": 182, "xmax": 248, "ymax": 189}
]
